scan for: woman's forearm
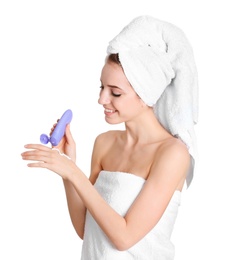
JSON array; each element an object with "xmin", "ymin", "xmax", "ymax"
[
  {"xmin": 69, "ymin": 170, "xmax": 128, "ymax": 250},
  {"xmin": 63, "ymin": 179, "xmax": 86, "ymax": 239}
]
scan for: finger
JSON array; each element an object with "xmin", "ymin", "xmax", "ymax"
[
  {"xmin": 21, "ymin": 151, "xmax": 51, "ymax": 163},
  {"xmin": 22, "ymin": 146, "xmax": 52, "ymax": 159},
  {"xmin": 50, "ymin": 123, "xmax": 58, "ymax": 135},
  {"xmin": 27, "ymin": 162, "xmax": 46, "ymax": 168},
  {"xmin": 22, "ymin": 146, "xmax": 65, "ymax": 161},
  {"xmin": 65, "ymin": 124, "xmax": 75, "ymax": 145},
  {"xmin": 24, "ymin": 144, "xmax": 51, "ymax": 151}
]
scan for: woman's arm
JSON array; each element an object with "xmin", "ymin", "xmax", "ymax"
[
  {"xmin": 52, "ymin": 124, "xmax": 87, "ymax": 239},
  {"xmin": 22, "ymin": 136, "xmax": 189, "ymax": 250},
  {"xmin": 62, "ymin": 179, "xmax": 86, "ymax": 238},
  {"xmin": 69, "ymin": 138, "xmax": 190, "ymax": 250},
  {"xmin": 62, "ymin": 133, "xmax": 103, "ymax": 239}
]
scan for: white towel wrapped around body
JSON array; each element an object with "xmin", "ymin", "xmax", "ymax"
[
  {"xmin": 107, "ymin": 15, "xmax": 198, "ymax": 187},
  {"xmin": 81, "ymin": 171, "xmax": 181, "ymax": 260}
]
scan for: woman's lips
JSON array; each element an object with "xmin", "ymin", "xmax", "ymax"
[{"xmin": 104, "ymin": 108, "xmax": 117, "ymax": 116}]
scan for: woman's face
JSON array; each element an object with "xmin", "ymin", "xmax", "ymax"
[{"xmin": 99, "ymin": 61, "xmax": 145, "ymax": 124}]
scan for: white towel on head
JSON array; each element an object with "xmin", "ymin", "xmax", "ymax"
[{"xmin": 107, "ymin": 15, "xmax": 198, "ymax": 187}]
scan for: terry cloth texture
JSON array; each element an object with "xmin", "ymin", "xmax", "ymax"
[{"xmin": 81, "ymin": 171, "xmax": 181, "ymax": 260}]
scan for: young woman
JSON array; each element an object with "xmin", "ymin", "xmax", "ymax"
[{"xmin": 21, "ymin": 15, "xmax": 198, "ymax": 259}]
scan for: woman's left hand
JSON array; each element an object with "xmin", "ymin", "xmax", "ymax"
[{"xmin": 21, "ymin": 144, "xmax": 78, "ymax": 180}]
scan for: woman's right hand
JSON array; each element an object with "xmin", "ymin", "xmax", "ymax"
[{"xmin": 51, "ymin": 123, "xmax": 76, "ymax": 163}]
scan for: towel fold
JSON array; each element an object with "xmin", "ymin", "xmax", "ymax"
[{"xmin": 107, "ymin": 15, "xmax": 198, "ymax": 187}]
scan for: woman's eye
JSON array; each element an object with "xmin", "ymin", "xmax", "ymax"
[
  {"xmin": 99, "ymin": 85, "xmax": 121, "ymax": 97},
  {"xmin": 112, "ymin": 92, "xmax": 121, "ymax": 97}
]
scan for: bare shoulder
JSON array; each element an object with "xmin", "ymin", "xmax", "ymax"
[
  {"xmin": 92, "ymin": 130, "xmax": 121, "ymax": 162},
  {"xmin": 90, "ymin": 130, "xmax": 122, "ymax": 183},
  {"xmin": 96, "ymin": 130, "xmax": 122, "ymax": 139},
  {"xmin": 149, "ymin": 137, "xmax": 190, "ymax": 189},
  {"xmin": 157, "ymin": 137, "xmax": 190, "ymax": 162},
  {"xmin": 94, "ymin": 130, "xmax": 122, "ymax": 147}
]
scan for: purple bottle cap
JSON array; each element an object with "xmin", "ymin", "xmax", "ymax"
[{"xmin": 40, "ymin": 134, "xmax": 49, "ymax": 144}]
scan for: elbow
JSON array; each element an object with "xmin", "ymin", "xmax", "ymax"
[
  {"xmin": 74, "ymin": 224, "xmax": 85, "ymax": 240},
  {"xmin": 113, "ymin": 237, "xmax": 135, "ymax": 251},
  {"xmin": 115, "ymin": 244, "xmax": 130, "ymax": 252},
  {"xmin": 115, "ymin": 243, "xmax": 133, "ymax": 252},
  {"xmin": 114, "ymin": 243, "xmax": 127, "ymax": 252},
  {"xmin": 76, "ymin": 229, "xmax": 84, "ymax": 240}
]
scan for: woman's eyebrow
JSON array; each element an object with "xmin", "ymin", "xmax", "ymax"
[
  {"xmin": 100, "ymin": 80, "xmax": 121, "ymax": 89},
  {"xmin": 107, "ymin": 84, "xmax": 121, "ymax": 89},
  {"xmin": 100, "ymin": 79, "xmax": 122, "ymax": 90}
]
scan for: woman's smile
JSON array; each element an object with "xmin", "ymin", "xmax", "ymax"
[{"xmin": 104, "ymin": 108, "xmax": 117, "ymax": 116}]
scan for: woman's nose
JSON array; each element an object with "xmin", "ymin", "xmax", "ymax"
[{"xmin": 98, "ymin": 91, "xmax": 111, "ymax": 105}]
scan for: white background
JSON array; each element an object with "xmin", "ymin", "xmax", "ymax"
[{"xmin": 1, "ymin": 0, "xmax": 240, "ymax": 259}]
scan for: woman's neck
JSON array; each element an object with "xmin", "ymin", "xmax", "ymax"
[{"xmin": 123, "ymin": 107, "xmax": 172, "ymax": 146}]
